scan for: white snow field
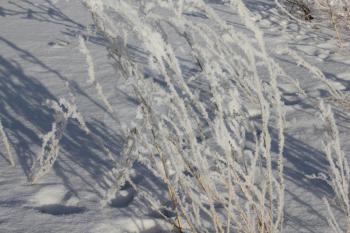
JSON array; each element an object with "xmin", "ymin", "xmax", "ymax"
[{"xmin": 0, "ymin": 0, "xmax": 350, "ymax": 232}]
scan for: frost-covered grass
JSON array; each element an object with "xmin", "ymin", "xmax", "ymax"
[
  {"xmin": 24, "ymin": 0, "xmax": 348, "ymax": 231},
  {"xmin": 82, "ymin": 0, "xmax": 288, "ymax": 231},
  {"xmin": 1, "ymin": 0, "xmax": 350, "ymax": 232},
  {"xmin": 78, "ymin": 0, "xmax": 346, "ymax": 232},
  {"xmin": 280, "ymin": 0, "xmax": 349, "ymax": 18},
  {"xmin": 278, "ymin": 0, "xmax": 350, "ymax": 42}
]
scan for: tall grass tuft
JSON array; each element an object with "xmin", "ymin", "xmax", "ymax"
[{"xmin": 83, "ymin": 0, "xmax": 288, "ymax": 232}]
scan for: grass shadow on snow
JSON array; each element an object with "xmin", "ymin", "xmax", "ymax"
[
  {"xmin": 34, "ymin": 204, "xmax": 86, "ymax": 216},
  {"xmin": 1, "ymin": 0, "xmax": 84, "ymax": 29},
  {"xmin": 270, "ymin": 128, "xmax": 337, "ymax": 232},
  {"xmin": 0, "ymin": 37, "xmax": 126, "ymax": 199},
  {"xmin": 1, "ymin": 0, "xmax": 108, "ymax": 48}
]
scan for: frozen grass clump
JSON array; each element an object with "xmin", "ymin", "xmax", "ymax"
[
  {"xmin": 83, "ymin": 0, "xmax": 287, "ymax": 232},
  {"xmin": 278, "ymin": 0, "xmax": 350, "ymax": 42},
  {"xmin": 318, "ymin": 101, "xmax": 350, "ymax": 233},
  {"xmin": 30, "ymin": 98, "xmax": 89, "ymax": 183},
  {"xmin": 15, "ymin": 0, "xmax": 348, "ymax": 232}
]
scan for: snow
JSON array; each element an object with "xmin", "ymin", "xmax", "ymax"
[{"xmin": 0, "ymin": 0, "xmax": 350, "ymax": 232}]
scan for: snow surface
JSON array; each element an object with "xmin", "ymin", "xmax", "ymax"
[{"xmin": 0, "ymin": 0, "xmax": 350, "ymax": 232}]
